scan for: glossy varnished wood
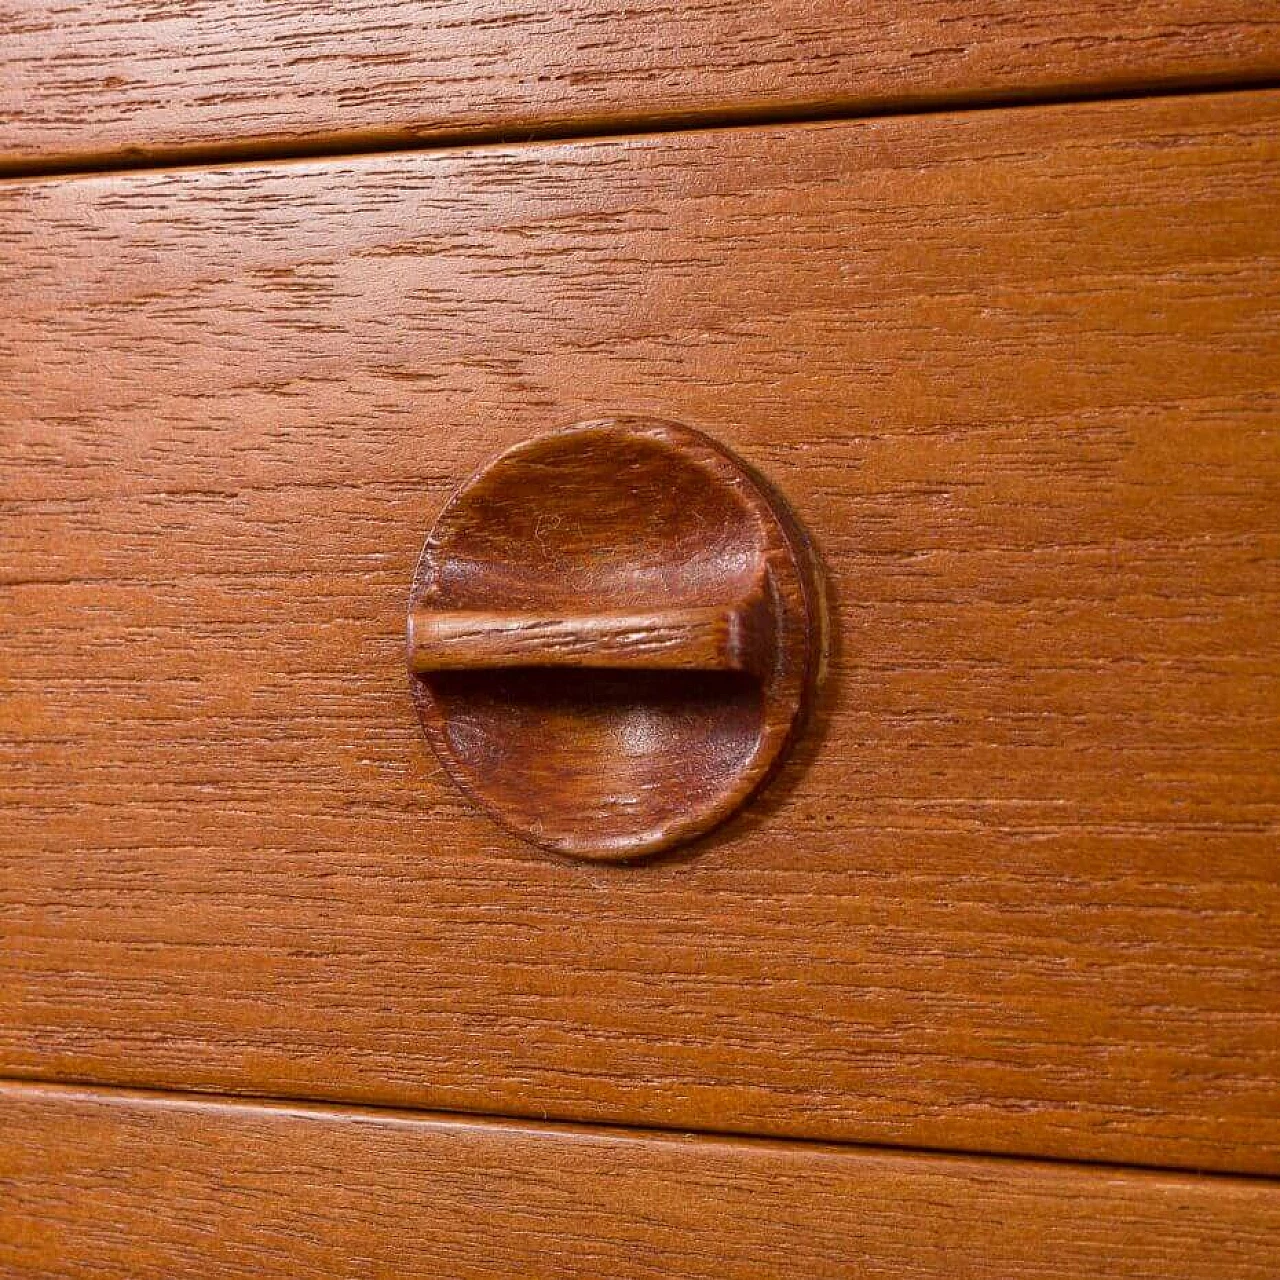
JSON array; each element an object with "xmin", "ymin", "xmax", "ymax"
[
  {"xmin": 4, "ymin": 2, "xmax": 1280, "ymax": 173},
  {"xmin": 2, "ymin": 1083, "xmax": 1278, "ymax": 1279},
  {"xmin": 1, "ymin": 93, "xmax": 1278, "ymax": 1173}
]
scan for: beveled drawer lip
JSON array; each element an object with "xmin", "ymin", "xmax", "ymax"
[{"xmin": 6, "ymin": 1081, "xmax": 1279, "ymax": 1280}]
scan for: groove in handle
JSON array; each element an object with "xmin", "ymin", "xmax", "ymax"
[{"xmin": 407, "ymin": 602, "xmax": 766, "ymax": 674}]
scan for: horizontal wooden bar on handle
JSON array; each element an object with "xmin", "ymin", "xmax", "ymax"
[
  {"xmin": 3, "ymin": 1083, "xmax": 1279, "ymax": 1280},
  {"xmin": 407, "ymin": 605, "xmax": 761, "ymax": 673},
  {"xmin": 4, "ymin": 3, "xmax": 1280, "ymax": 174},
  {"xmin": 1, "ymin": 92, "xmax": 1278, "ymax": 1175}
]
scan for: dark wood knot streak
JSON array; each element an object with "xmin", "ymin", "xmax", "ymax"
[{"xmin": 407, "ymin": 417, "xmax": 822, "ymax": 862}]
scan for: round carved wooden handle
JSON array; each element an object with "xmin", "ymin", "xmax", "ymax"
[{"xmin": 407, "ymin": 417, "xmax": 822, "ymax": 862}]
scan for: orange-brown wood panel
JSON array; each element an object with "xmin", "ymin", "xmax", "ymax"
[
  {"xmin": 1, "ymin": 92, "xmax": 1278, "ymax": 1174},
  {"xmin": 2, "ymin": 1083, "xmax": 1279, "ymax": 1279},
  {"xmin": 3, "ymin": 2, "xmax": 1280, "ymax": 173}
]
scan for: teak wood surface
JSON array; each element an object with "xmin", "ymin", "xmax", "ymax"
[
  {"xmin": 407, "ymin": 606, "xmax": 762, "ymax": 674},
  {"xmin": 4, "ymin": 2, "xmax": 1280, "ymax": 174},
  {"xmin": 3, "ymin": 1083, "xmax": 1279, "ymax": 1279},
  {"xmin": 1, "ymin": 91, "xmax": 1279, "ymax": 1176}
]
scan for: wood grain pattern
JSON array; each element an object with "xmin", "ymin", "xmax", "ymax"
[
  {"xmin": 3, "ymin": 1083, "xmax": 1279, "ymax": 1280},
  {"xmin": 4, "ymin": 2, "xmax": 1280, "ymax": 174},
  {"xmin": 1, "ymin": 92, "xmax": 1279, "ymax": 1174},
  {"xmin": 407, "ymin": 606, "xmax": 761, "ymax": 673}
]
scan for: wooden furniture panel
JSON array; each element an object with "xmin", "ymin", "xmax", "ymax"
[
  {"xmin": 4, "ymin": 2, "xmax": 1280, "ymax": 174},
  {"xmin": 1, "ymin": 91, "xmax": 1279, "ymax": 1174},
  {"xmin": 3, "ymin": 1083, "xmax": 1278, "ymax": 1279}
]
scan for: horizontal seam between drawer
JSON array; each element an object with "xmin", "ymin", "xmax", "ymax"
[
  {"xmin": 3, "ymin": 72, "xmax": 1280, "ymax": 183},
  {"xmin": 1, "ymin": 1071, "xmax": 1274, "ymax": 1186}
]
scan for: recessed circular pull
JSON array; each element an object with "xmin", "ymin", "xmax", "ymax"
[{"xmin": 407, "ymin": 416, "xmax": 821, "ymax": 862}]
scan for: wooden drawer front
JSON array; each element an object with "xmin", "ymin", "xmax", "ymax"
[
  {"xmin": 4, "ymin": 4, "xmax": 1280, "ymax": 174},
  {"xmin": 3, "ymin": 1083, "xmax": 1278, "ymax": 1279},
  {"xmin": 2, "ymin": 91, "xmax": 1278, "ymax": 1175}
]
